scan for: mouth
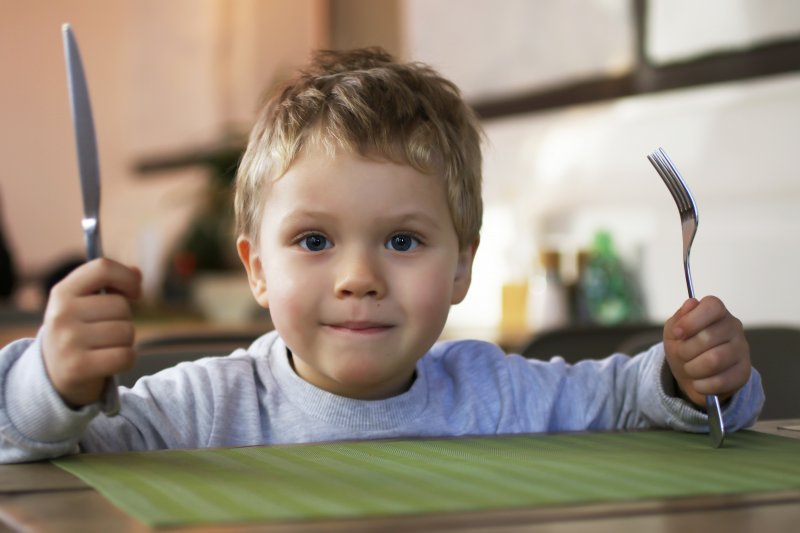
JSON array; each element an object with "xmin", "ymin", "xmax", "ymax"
[{"xmin": 324, "ymin": 321, "xmax": 394, "ymax": 335}]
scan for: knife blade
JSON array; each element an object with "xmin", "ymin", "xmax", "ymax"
[{"xmin": 62, "ymin": 23, "xmax": 120, "ymax": 416}]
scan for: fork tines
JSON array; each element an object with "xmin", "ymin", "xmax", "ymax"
[{"xmin": 647, "ymin": 147, "xmax": 695, "ymax": 214}]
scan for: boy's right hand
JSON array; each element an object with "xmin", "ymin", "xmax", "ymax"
[{"xmin": 41, "ymin": 258, "xmax": 142, "ymax": 408}]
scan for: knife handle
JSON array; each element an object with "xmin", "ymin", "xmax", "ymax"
[
  {"xmin": 82, "ymin": 216, "xmax": 119, "ymax": 415},
  {"xmin": 101, "ymin": 376, "xmax": 121, "ymax": 416},
  {"xmin": 82, "ymin": 217, "xmax": 103, "ymax": 260}
]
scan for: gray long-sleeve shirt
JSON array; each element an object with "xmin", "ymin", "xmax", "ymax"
[{"xmin": 0, "ymin": 330, "xmax": 764, "ymax": 464}]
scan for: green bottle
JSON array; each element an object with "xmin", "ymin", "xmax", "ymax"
[{"xmin": 578, "ymin": 231, "xmax": 645, "ymax": 325}]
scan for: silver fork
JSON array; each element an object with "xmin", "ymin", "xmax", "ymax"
[{"xmin": 647, "ymin": 147, "xmax": 725, "ymax": 448}]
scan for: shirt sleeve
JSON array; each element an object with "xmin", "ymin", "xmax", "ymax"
[
  {"xmin": 77, "ymin": 351, "xmax": 268, "ymax": 454},
  {"xmin": 504, "ymin": 342, "xmax": 764, "ymax": 433},
  {"xmin": 76, "ymin": 362, "xmax": 218, "ymax": 454},
  {"xmin": 1, "ymin": 325, "xmax": 271, "ymax": 463},
  {"xmin": 0, "ymin": 335, "xmax": 98, "ymax": 463},
  {"xmin": 0, "ymin": 334, "xmax": 242, "ymax": 462}
]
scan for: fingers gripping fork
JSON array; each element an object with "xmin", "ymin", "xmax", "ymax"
[{"xmin": 648, "ymin": 147, "xmax": 725, "ymax": 448}]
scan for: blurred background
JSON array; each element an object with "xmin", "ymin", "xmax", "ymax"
[{"xmin": 1, "ymin": 0, "xmax": 799, "ymax": 346}]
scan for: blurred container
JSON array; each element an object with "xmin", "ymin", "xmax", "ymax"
[
  {"xmin": 528, "ymin": 250, "xmax": 569, "ymax": 332},
  {"xmin": 501, "ymin": 281, "xmax": 529, "ymax": 337},
  {"xmin": 192, "ymin": 272, "xmax": 257, "ymax": 325},
  {"xmin": 577, "ymin": 231, "xmax": 644, "ymax": 325}
]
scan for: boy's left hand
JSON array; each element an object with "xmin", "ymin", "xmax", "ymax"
[{"xmin": 663, "ymin": 296, "xmax": 751, "ymax": 408}]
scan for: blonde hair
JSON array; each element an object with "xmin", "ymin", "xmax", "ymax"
[{"xmin": 234, "ymin": 47, "xmax": 483, "ymax": 248}]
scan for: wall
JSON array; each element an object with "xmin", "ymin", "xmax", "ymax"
[
  {"xmin": 2, "ymin": 0, "xmax": 798, "ymax": 333},
  {"xmin": 0, "ymin": 0, "xmax": 325, "ymax": 301},
  {"xmin": 402, "ymin": 0, "xmax": 800, "ymax": 336},
  {"xmin": 470, "ymin": 72, "xmax": 800, "ymax": 331}
]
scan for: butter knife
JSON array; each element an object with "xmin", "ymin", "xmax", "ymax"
[{"xmin": 62, "ymin": 23, "xmax": 120, "ymax": 416}]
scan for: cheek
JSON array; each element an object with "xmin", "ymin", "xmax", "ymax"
[
  {"xmin": 266, "ymin": 276, "xmax": 317, "ymax": 348},
  {"xmin": 265, "ymin": 256, "xmax": 331, "ymax": 319},
  {"xmin": 266, "ymin": 267, "xmax": 311, "ymax": 310},
  {"xmin": 402, "ymin": 262, "xmax": 456, "ymax": 316}
]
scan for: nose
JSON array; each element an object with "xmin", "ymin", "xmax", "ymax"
[{"xmin": 333, "ymin": 248, "xmax": 386, "ymax": 299}]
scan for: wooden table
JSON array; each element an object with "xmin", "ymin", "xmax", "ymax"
[{"xmin": 1, "ymin": 420, "xmax": 799, "ymax": 532}]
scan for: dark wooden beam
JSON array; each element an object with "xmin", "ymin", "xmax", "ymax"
[
  {"xmin": 471, "ymin": 39, "xmax": 800, "ymax": 120},
  {"xmin": 472, "ymin": 0, "xmax": 800, "ymax": 121}
]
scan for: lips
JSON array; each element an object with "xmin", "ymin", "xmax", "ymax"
[{"xmin": 324, "ymin": 321, "xmax": 393, "ymax": 334}]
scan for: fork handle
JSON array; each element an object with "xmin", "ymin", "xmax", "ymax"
[
  {"xmin": 684, "ymin": 258, "xmax": 725, "ymax": 447},
  {"xmin": 706, "ymin": 395, "xmax": 725, "ymax": 448},
  {"xmin": 683, "ymin": 258, "xmax": 695, "ymax": 299}
]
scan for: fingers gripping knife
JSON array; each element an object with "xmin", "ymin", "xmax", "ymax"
[
  {"xmin": 647, "ymin": 147, "xmax": 725, "ymax": 448},
  {"xmin": 62, "ymin": 23, "xmax": 120, "ymax": 416}
]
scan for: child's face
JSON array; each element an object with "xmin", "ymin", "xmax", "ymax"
[{"xmin": 238, "ymin": 150, "xmax": 476, "ymax": 399}]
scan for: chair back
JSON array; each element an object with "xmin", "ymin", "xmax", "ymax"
[
  {"xmin": 745, "ymin": 326, "xmax": 800, "ymax": 420},
  {"xmin": 518, "ymin": 323, "xmax": 663, "ymax": 364},
  {"xmin": 119, "ymin": 330, "xmax": 264, "ymax": 388}
]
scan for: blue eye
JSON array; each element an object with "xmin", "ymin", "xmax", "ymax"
[
  {"xmin": 386, "ymin": 233, "xmax": 419, "ymax": 252},
  {"xmin": 299, "ymin": 234, "xmax": 331, "ymax": 252}
]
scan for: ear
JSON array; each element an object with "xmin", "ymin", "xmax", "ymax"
[
  {"xmin": 237, "ymin": 236, "xmax": 269, "ymax": 309},
  {"xmin": 451, "ymin": 238, "xmax": 479, "ymax": 305}
]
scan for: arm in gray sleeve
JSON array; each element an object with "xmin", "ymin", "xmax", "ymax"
[
  {"xmin": 1, "ymin": 335, "xmax": 249, "ymax": 461},
  {"xmin": 0, "ymin": 336, "xmax": 99, "ymax": 463},
  {"xmin": 2, "ymin": 326, "xmax": 268, "ymax": 463},
  {"xmin": 506, "ymin": 342, "xmax": 763, "ymax": 433}
]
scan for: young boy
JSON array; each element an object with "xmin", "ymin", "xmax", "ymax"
[{"xmin": 0, "ymin": 48, "xmax": 762, "ymax": 463}]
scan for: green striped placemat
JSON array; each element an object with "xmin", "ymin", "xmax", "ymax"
[{"xmin": 53, "ymin": 430, "xmax": 800, "ymax": 527}]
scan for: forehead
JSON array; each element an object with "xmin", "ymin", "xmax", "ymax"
[{"xmin": 260, "ymin": 150, "xmax": 454, "ymax": 227}]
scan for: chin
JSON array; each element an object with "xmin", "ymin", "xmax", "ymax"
[{"xmin": 330, "ymin": 361, "xmax": 412, "ymax": 399}]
